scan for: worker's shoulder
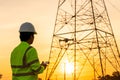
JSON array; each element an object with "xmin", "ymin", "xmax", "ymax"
[
  {"xmin": 26, "ymin": 46, "xmax": 38, "ymax": 56},
  {"xmin": 28, "ymin": 46, "xmax": 37, "ymax": 52}
]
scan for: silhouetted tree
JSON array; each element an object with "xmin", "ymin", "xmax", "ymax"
[
  {"xmin": 105, "ymin": 75, "xmax": 112, "ymax": 80},
  {"xmin": 97, "ymin": 75, "xmax": 111, "ymax": 80},
  {"xmin": 0, "ymin": 74, "xmax": 2, "ymax": 79},
  {"xmin": 97, "ymin": 71, "xmax": 120, "ymax": 80},
  {"xmin": 111, "ymin": 71, "xmax": 120, "ymax": 80}
]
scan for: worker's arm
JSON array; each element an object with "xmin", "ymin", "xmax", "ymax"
[{"xmin": 26, "ymin": 47, "xmax": 46, "ymax": 74}]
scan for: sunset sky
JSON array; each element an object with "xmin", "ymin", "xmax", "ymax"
[{"xmin": 0, "ymin": 0, "xmax": 120, "ymax": 80}]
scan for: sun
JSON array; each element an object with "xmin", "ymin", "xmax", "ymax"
[
  {"xmin": 65, "ymin": 62, "xmax": 74, "ymax": 74},
  {"xmin": 61, "ymin": 60, "xmax": 74, "ymax": 74}
]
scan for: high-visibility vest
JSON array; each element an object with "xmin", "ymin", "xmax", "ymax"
[{"xmin": 10, "ymin": 42, "xmax": 45, "ymax": 80}]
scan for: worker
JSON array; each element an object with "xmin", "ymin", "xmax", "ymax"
[{"xmin": 10, "ymin": 22, "xmax": 48, "ymax": 80}]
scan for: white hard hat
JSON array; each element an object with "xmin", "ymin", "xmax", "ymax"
[{"xmin": 19, "ymin": 22, "xmax": 37, "ymax": 34}]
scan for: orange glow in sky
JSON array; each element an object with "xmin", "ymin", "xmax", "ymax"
[{"xmin": 0, "ymin": 0, "xmax": 120, "ymax": 80}]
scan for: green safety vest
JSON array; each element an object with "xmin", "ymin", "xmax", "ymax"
[{"xmin": 10, "ymin": 42, "xmax": 45, "ymax": 80}]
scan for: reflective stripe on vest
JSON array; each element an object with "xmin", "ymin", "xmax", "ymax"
[
  {"xmin": 12, "ymin": 66, "xmax": 42, "ymax": 76},
  {"xmin": 11, "ymin": 59, "xmax": 39, "ymax": 68}
]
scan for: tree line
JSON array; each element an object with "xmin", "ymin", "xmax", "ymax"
[{"xmin": 98, "ymin": 71, "xmax": 120, "ymax": 80}]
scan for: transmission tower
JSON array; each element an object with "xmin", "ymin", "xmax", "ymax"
[{"xmin": 46, "ymin": 0, "xmax": 120, "ymax": 80}]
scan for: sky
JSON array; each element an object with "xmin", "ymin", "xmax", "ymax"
[{"xmin": 0, "ymin": 0, "xmax": 120, "ymax": 80}]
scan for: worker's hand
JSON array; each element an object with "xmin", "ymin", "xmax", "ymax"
[{"xmin": 41, "ymin": 61, "xmax": 49, "ymax": 69}]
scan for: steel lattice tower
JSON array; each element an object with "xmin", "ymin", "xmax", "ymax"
[{"xmin": 46, "ymin": 0, "xmax": 120, "ymax": 80}]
